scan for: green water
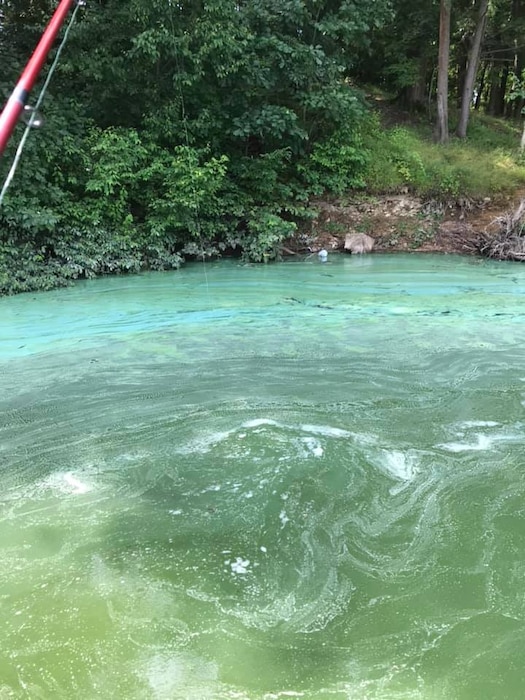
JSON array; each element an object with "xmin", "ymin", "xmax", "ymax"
[{"xmin": 1, "ymin": 253, "xmax": 525, "ymax": 699}]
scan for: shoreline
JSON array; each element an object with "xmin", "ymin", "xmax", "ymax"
[{"xmin": 287, "ymin": 189, "xmax": 525, "ymax": 259}]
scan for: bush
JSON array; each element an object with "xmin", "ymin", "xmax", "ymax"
[
  {"xmin": 299, "ymin": 125, "xmax": 370, "ymax": 195},
  {"xmin": 233, "ymin": 210, "xmax": 297, "ymax": 262}
]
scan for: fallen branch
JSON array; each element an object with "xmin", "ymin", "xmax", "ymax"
[{"xmin": 475, "ymin": 198, "xmax": 525, "ymax": 261}]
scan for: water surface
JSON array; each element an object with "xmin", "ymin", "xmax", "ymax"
[{"xmin": 1, "ymin": 254, "xmax": 525, "ymax": 699}]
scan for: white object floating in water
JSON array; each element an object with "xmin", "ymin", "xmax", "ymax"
[
  {"xmin": 318, "ymin": 249, "xmax": 328, "ymax": 261},
  {"xmin": 301, "ymin": 436, "xmax": 324, "ymax": 458},
  {"xmin": 231, "ymin": 557, "xmax": 250, "ymax": 575},
  {"xmin": 279, "ymin": 510, "xmax": 290, "ymax": 528}
]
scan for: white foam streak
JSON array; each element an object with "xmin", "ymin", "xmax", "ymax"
[
  {"xmin": 242, "ymin": 418, "xmax": 282, "ymax": 429},
  {"xmin": 42, "ymin": 470, "xmax": 95, "ymax": 495},
  {"xmin": 243, "ymin": 418, "xmax": 355, "ymax": 440},
  {"xmin": 439, "ymin": 434, "xmax": 502, "ymax": 452},
  {"xmin": 174, "ymin": 429, "xmax": 236, "ymax": 455},
  {"xmin": 173, "ymin": 419, "xmax": 364, "ymax": 461},
  {"xmin": 300, "ymin": 424, "xmax": 353, "ymax": 438},
  {"xmin": 382, "ymin": 451, "xmax": 418, "ymax": 481}
]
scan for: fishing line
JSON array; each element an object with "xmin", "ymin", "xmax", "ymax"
[{"xmin": 0, "ymin": 0, "xmax": 82, "ymax": 207}]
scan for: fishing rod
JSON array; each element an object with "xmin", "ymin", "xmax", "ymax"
[{"xmin": 0, "ymin": 0, "xmax": 78, "ymax": 158}]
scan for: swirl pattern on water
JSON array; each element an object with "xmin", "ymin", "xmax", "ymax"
[{"xmin": 2, "ymin": 254, "xmax": 525, "ymax": 699}]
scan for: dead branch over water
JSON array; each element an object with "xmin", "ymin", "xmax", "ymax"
[{"xmin": 473, "ymin": 199, "xmax": 525, "ymax": 261}]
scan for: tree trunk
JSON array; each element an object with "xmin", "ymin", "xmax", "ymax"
[
  {"xmin": 474, "ymin": 61, "xmax": 487, "ymax": 110},
  {"xmin": 435, "ymin": 0, "xmax": 451, "ymax": 144},
  {"xmin": 487, "ymin": 65, "xmax": 501, "ymax": 114},
  {"xmin": 487, "ymin": 64, "xmax": 509, "ymax": 116},
  {"xmin": 514, "ymin": 97, "xmax": 525, "ymax": 119},
  {"xmin": 456, "ymin": 0, "xmax": 489, "ymax": 137},
  {"xmin": 488, "ymin": 64, "xmax": 510, "ymax": 115},
  {"xmin": 398, "ymin": 58, "xmax": 430, "ymax": 111},
  {"xmin": 512, "ymin": 37, "xmax": 525, "ymax": 117},
  {"xmin": 498, "ymin": 66, "xmax": 510, "ymax": 115},
  {"xmin": 456, "ymin": 34, "xmax": 470, "ymax": 107}
]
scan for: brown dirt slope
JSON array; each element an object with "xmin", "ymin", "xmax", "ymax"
[{"xmin": 287, "ymin": 189, "xmax": 525, "ymax": 257}]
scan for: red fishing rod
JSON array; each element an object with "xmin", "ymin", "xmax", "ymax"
[{"xmin": 0, "ymin": 0, "xmax": 76, "ymax": 157}]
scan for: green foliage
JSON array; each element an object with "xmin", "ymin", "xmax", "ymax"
[
  {"xmin": 138, "ymin": 145, "xmax": 230, "ymax": 244},
  {"xmin": 352, "ymin": 0, "xmax": 436, "ymax": 102},
  {"xmin": 298, "ymin": 125, "xmax": 370, "ymax": 195},
  {"xmin": 387, "ymin": 127, "xmax": 427, "ymax": 184},
  {"xmin": 83, "ymin": 127, "xmax": 145, "ymax": 229},
  {"xmin": 360, "ymin": 115, "xmax": 428, "ymax": 192},
  {"xmin": 0, "ymin": 237, "xmax": 71, "ymax": 295},
  {"xmin": 1, "ymin": 0, "xmax": 395, "ymax": 294},
  {"xmin": 234, "ymin": 210, "xmax": 297, "ymax": 263},
  {"xmin": 359, "ymin": 111, "xmax": 525, "ymax": 200}
]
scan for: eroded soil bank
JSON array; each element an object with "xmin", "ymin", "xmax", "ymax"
[{"xmin": 288, "ymin": 189, "xmax": 525, "ymax": 257}]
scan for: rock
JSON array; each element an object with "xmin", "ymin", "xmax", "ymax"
[{"xmin": 344, "ymin": 232, "xmax": 375, "ymax": 254}]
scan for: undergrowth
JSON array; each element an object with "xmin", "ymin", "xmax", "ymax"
[{"xmin": 360, "ymin": 111, "xmax": 525, "ymax": 200}]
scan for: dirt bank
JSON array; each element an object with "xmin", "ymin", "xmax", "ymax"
[{"xmin": 288, "ymin": 189, "xmax": 525, "ymax": 257}]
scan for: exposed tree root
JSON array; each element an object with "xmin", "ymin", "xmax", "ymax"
[{"xmin": 471, "ymin": 199, "xmax": 525, "ymax": 261}]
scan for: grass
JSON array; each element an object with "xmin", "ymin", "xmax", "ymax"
[{"xmin": 360, "ymin": 109, "xmax": 525, "ymax": 200}]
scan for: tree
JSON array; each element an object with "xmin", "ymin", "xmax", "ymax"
[
  {"xmin": 435, "ymin": 0, "xmax": 452, "ymax": 143},
  {"xmin": 456, "ymin": 0, "xmax": 489, "ymax": 137},
  {"xmin": 507, "ymin": 72, "xmax": 525, "ymax": 150},
  {"xmin": 352, "ymin": 0, "xmax": 438, "ymax": 111}
]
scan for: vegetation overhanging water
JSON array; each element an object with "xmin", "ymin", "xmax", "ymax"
[{"xmin": 1, "ymin": 253, "xmax": 525, "ymax": 699}]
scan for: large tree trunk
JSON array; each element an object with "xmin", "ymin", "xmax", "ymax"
[
  {"xmin": 456, "ymin": 0, "xmax": 489, "ymax": 137},
  {"xmin": 498, "ymin": 66, "xmax": 510, "ymax": 114},
  {"xmin": 435, "ymin": 0, "xmax": 451, "ymax": 144},
  {"xmin": 456, "ymin": 34, "xmax": 471, "ymax": 107},
  {"xmin": 487, "ymin": 65, "xmax": 501, "ymax": 114},
  {"xmin": 511, "ymin": 1, "xmax": 525, "ymax": 118},
  {"xmin": 488, "ymin": 64, "xmax": 510, "ymax": 116},
  {"xmin": 474, "ymin": 61, "xmax": 487, "ymax": 110}
]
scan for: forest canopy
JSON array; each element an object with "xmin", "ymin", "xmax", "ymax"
[{"xmin": 1, "ymin": 0, "xmax": 524, "ymax": 293}]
